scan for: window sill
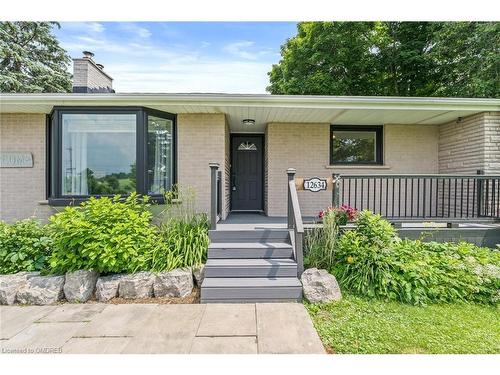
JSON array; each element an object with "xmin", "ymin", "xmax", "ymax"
[
  {"xmin": 325, "ymin": 165, "xmax": 392, "ymax": 169},
  {"xmin": 48, "ymin": 195, "xmax": 166, "ymax": 207}
]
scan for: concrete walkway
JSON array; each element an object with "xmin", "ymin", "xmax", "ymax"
[{"xmin": 0, "ymin": 303, "xmax": 325, "ymax": 354}]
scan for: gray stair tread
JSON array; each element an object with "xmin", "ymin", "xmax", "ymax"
[
  {"xmin": 209, "ymin": 229, "xmax": 289, "ymax": 237},
  {"xmin": 206, "ymin": 259, "xmax": 296, "ymax": 267},
  {"xmin": 209, "ymin": 242, "xmax": 292, "ymax": 249},
  {"xmin": 202, "ymin": 277, "xmax": 302, "ymax": 288}
]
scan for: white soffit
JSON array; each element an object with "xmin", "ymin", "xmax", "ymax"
[{"xmin": 1, "ymin": 93, "xmax": 499, "ymax": 133}]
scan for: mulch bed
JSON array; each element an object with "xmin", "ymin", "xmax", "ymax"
[{"xmin": 104, "ymin": 288, "xmax": 200, "ymax": 305}]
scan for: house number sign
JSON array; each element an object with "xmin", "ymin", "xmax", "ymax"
[
  {"xmin": 303, "ymin": 177, "xmax": 327, "ymax": 192},
  {"xmin": 0, "ymin": 152, "xmax": 33, "ymax": 168}
]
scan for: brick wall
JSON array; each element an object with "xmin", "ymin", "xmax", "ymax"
[
  {"xmin": 177, "ymin": 113, "xmax": 229, "ymax": 218},
  {"xmin": 2, "ymin": 110, "xmax": 496, "ymax": 222},
  {"xmin": 266, "ymin": 122, "xmax": 439, "ymax": 217},
  {"xmin": 439, "ymin": 112, "xmax": 500, "ymax": 174},
  {"xmin": 224, "ymin": 118, "xmax": 231, "ymax": 218},
  {"xmin": 264, "ymin": 125, "xmax": 269, "ymax": 214},
  {"xmin": 72, "ymin": 58, "xmax": 113, "ymax": 93},
  {"xmin": 438, "ymin": 112, "xmax": 500, "ymax": 217},
  {"xmin": 0, "ymin": 113, "xmax": 54, "ymax": 222}
]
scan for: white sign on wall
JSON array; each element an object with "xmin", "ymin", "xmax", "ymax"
[
  {"xmin": 303, "ymin": 177, "xmax": 327, "ymax": 192},
  {"xmin": 0, "ymin": 152, "xmax": 33, "ymax": 168}
]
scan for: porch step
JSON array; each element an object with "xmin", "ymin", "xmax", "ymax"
[
  {"xmin": 209, "ymin": 229, "xmax": 290, "ymax": 243},
  {"xmin": 200, "ymin": 277, "xmax": 302, "ymax": 303},
  {"xmin": 208, "ymin": 242, "xmax": 293, "ymax": 259},
  {"xmin": 205, "ymin": 258, "xmax": 298, "ymax": 278},
  {"xmin": 202, "ymin": 228, "xmax": 302, "ymax": 303}
]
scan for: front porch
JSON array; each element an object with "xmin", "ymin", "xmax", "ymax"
[
  {"xmin": 218, "ymin": 212, "xmax": 500, "ymax": 230},
  {"xmin": 204, "ymin": 167, "xmax": 500, "ymax": 303}
]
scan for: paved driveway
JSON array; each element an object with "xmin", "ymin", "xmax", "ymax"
[{"xmin": 0, "ymin": 303, "xmax": 325, "ymax": 354}]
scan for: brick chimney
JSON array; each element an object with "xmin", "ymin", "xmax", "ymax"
[{"xmin": 72, "ymin": 51, "xmax": 114, "ymax": 93}]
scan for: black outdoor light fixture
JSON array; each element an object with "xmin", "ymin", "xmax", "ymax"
[{"xmin": 242, "ymin": 118, "xmax": 256, "ymax": 126}]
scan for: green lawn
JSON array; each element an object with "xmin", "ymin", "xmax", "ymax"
[{"xmin": 306, "ymin": 295, "xmax": 500, "ymax": 354}]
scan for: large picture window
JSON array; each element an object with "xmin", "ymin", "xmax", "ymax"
[
  {"xmin": 62, "ymin": 113, "xmax": 137, "ymax": 195},
  {"xmin": 49, "ymin": 107, "xmax": 176, "ymax": 204},
  {"xmin": 330, "ymin": 125, "xmax": 383, "ymax": 165}
]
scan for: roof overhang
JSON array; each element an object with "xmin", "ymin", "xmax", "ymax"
[{"xmin": 1, "ymin": 93, "xmax": 499, "ymax": 132}]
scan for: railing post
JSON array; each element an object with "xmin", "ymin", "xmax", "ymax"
[
  {"xmin": 217, "ymin": 170, "xmax": 222, "ymax": 217},
  {"xmin": 332, "ymin": 173, "xmax": 340, "ymax": 208},
  {"xmin": 477, "ymin": 169, "xmax": 484, "ymax": 217},
  {"xmin": 295, "ymin": 230, "xmax": 304, "ymax": 276},
  {"xmin": 287, "ymin": 168, "xmax": 296, "ymax": 230},
  {"xmin": 209, "ymin": 163, "xmax": 220, "ymax": 230}
]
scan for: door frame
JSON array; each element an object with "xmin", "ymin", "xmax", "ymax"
[{"xmin": 230, "ymin": 133, "xmax": 265, "ymax": 212}]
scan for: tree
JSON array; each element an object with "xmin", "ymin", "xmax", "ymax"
[
  {"xmin": 268, "ymin": 22, "xmax": 499, "ymax": 98},
  {"xmin": 0, "ymin": 22, "xmax": 72, "ymax": 93},
  {"xmin": 268, "ymin": 22, "xmax": 379, "ymax": 96},
  {"xmin": 430, "ymin": 22, "xmax": 500, "ymax": 98}
]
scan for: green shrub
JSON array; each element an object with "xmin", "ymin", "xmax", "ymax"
[
  {"xmin": 145, "ymin": 214, "xmax": 209, "ymax": 272},
  {"xmin": 48, "ymin": 193, "xmax": 157, "ymax": 274},
  {"xmin": 0, "ymin": 219, "xmax": 51, "ymax": 274},
  {"xmin": 332, "ymin": 210, "xmax": 500, "ymax": 305}
]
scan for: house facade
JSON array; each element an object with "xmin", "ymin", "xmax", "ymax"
[{"xmin": 1, "ymin": 53, "xmax": 500, "ymax": 223}]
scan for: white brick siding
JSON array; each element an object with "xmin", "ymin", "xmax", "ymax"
[{"xmin": 0, "ymin": 113, "xmax": 55, "ymax": 222}]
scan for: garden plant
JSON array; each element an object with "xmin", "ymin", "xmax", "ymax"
[
  {"xmin": 305, "ymin": 209, "xmax": 500, "ymax": 306},
  {"xmin": 0, "ymin": 219, "xmax": 52, "ymax": 274},
  {"xmin": 0, "ymin": 188, "xmax": 209, "ymax": 277}
]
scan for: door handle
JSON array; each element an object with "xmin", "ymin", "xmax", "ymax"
[{"xmin": 231, "ymin": 175, "xmax": 236, "ymax": 191}]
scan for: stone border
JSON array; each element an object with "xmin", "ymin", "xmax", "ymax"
[{"xmin": 0, "ymin": 265, "xmax": 205, "ymax": 305}]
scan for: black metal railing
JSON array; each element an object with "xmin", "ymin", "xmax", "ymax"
[
  {"xmin": 337, "ymin": 172, "xmax": 500, "ymax": 220},
  {"xmin": 217, "ymin": 170, "xmax": 222, "ymax": 217},
  {"xmin": 209, "ymin": 163, "xmax": 219, "ymax": 230}
]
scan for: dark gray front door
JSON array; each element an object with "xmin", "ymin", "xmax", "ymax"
[{"xmin": 231, "ymin": 135, "xmax": 263, "ymax": 211}]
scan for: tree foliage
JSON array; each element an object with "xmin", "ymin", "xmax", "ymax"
[
  {"xmin": 268, "ymin": 22, "xmax": 499, "ymax": 98},
  {"xmin": 0, "ymin": 22, "xmax": 72, "ymax": 93}
]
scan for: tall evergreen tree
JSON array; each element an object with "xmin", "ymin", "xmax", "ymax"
[
  {"xmin": 268, "ymin": 22, "xmax": 499, "ymax": 98},
  {"xmin": 0, "ymin": 22, "xmax": 72, "ymax": 93}
]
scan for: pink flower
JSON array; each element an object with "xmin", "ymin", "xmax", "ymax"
[{"xmin": 318, "ymin": 204, "xmax": 358, "ymax": 222}]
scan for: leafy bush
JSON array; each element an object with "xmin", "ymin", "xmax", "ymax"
[
  {"xmin": 145, "ymin": 214, "xmax": 209, "ymax": 272},
  {"xmin": 0, "ymin": 219, "xmax": 51, "ymax": 274},
  {"xmin": 332, "ymin": 211, "xmax": 500, "ymax": 305},
  {"xmin": 48, "ymin": 194, "xmax": 157, "ymax": 274}
]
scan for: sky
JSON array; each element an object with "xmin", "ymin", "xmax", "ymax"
[{"xmin": 54, "ymin": 22, "xmax": 297, "ymax": 94}]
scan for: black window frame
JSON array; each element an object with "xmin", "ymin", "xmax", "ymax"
[
  {"xmin": 48, "ymin": 106, "xmax": 176, "ymax": 206},
  {"xmin": 329, "ymin": 125, "xmax": 383, "ymax": 165}
]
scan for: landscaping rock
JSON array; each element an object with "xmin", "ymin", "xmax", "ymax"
[
  {"xmin": 95, "ymin": 274, "xmax": 123, "ymax": 302},
  {"xmin": 119, "ymin": 272, "xmax": 154, "ymax": 299},
  {"xmin": 16, "ymin": 275, "xmax": 65, "ymax": 305},
  {"xmin": 153, "ymin": 268, "xmax": 194, "ymax": 298},
  {"xmin": 63, "ymin": 270, "xmax": 99, "ymax": 302},
  {"xmin": 0, "ymin": 272, "xmax": 40, "ymax": 305},
  {"xmin": 301, "ymin": 268, "xmax": 342, "ymax": 303},
  {"xmin": 192, "ymin": 265, "xmax": 205, "ymax": 287}
]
